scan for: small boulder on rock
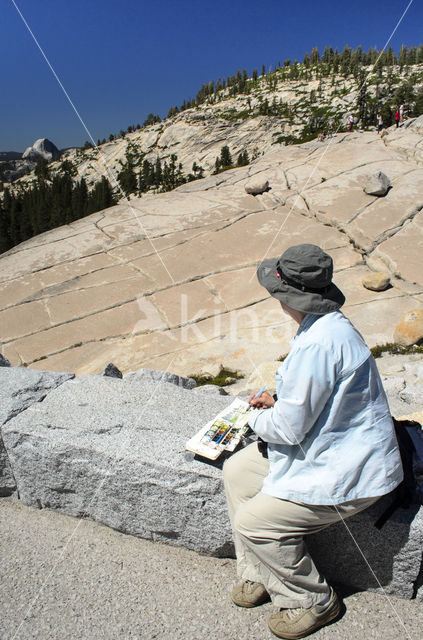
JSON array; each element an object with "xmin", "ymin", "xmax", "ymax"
[
  {"xmin": 394, "ymin": 309, "xmax": 423, "ymax": 346},
  {"xmin": 363, "ymin": 171, "xmax": 391, "ymax": 196},
  {"xmin": 103, "ymin": 363, "xmax": 123, "ymax": 378},
  {"xmin": 0, "ymin": 354, "xmax": 11, "ymax": 367},
  {"xmin": 245, "ymin": 179, "xmax": 269, "ymax": 196},
  {"xmin": 362, "ymin": 272, "xmax": 391, "ymax": 291},
  {"xmin": 195, "ymin": 364, "xmax": 222, "ymax": 380}
]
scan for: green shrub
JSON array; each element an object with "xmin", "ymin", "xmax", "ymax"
[
  {"xmin": 370, "ymin": 342, "xmax": 423, "ymax": 358},
  {"xmin": 189, "ymin": 366, "xmax": 244, "ymax": 387}
]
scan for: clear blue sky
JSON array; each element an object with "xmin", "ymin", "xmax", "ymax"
[{"xmin": 1, "ymin": 0, "xmax": 422, "ymax": 152}]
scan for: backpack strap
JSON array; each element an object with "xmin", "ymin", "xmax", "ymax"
[{"xmin": 374, "ymin": 418, "xmax": 421, "ymax": 529}]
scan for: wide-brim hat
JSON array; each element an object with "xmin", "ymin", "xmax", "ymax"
[{"xmin": 257, "ymin": 244, "xmax": 345, "ymax": 315}]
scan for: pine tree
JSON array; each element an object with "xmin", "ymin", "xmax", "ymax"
[
  {"xmin": 71, "ymin": 178, "xmax": 88, "ymax": 221},
  {"xmin": 176, "ymin": 162, "xmax": 186, "ymax": 188},
  {"xmin": 86, "ymin": 177, "xmax": 115, "ymax": 214},
  {"xmin": 4, "ymin": 188, "xmax": 22, "ymax": 246},
  {"xmin": 237, "ymin": 150, "xmax": 250, "ymax": 166},
  {"xmin": 398, "ymin": 44, "xmax": 407, "ymax": 69},
  {"xmin": 193, "ymin": 162, "xmax": 204, "ymax": 178},
  {"xmin": 117, "ymin": 158, "xmax": 137, "ymax": 196},
  {"xmin": 60, "ymin": 159, "xmax": 77, "ymax": 177},
  {"xmin": 414, "ymin": 88, "xmax": 423, "ymax": 117},
  {"xmin": 386, "ymin": 46, "xmax": 397, "ymax": 66},
  {"xmin": 310, "ymin": 47, "xmax": 320, "ymax": 65},
  {"xmin": 381, "ymin": 103, "xmax": 393, "ymax": 128},
  {"xmin": 0, "ymin": 190, "xmax": 12, "ymax": 252},
  {"xmin": 154, "ymin": 157, "xmax": 162, "ymax": 186},
  {"xmin": 340, "ymin": 45, "xmax": 351, "ymax": 76},
  {"xmin": 34, "ymin": 158, "xmax": 50, "ymax": 181},
  {"xmin": 140, "ymin": 159, "xmax": 154, "ymax": 191},
  {"xmin": 143, "ymin": 113, "xmax": 161, "ymax": 127},
  {"xmin": 220, "ymin": 146, "xmax": 233, "ymax": 168},
  {"xmin": 407, "ymin": 47, "xmax": 417, "ymax": 65}
]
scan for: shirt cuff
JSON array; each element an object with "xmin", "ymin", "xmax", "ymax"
[{"xmin": 248, "ymin": 409, "xmax": 267, "ymax": 430}]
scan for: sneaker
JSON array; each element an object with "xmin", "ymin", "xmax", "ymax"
[
  {"xmin": 267, "ymin": 588, "xmax": 341, "ymax": 639},
  {"xmin": 231, "ymin": 580, "xmax": 270, "ymax": 608}
]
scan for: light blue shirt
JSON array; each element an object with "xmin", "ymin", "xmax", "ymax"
[{"xmin": 248, "ymin": 311, "xmax": 403, "ymax": 505}]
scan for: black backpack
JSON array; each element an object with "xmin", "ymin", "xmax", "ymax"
[{"xmin": 374, "ymin": 418, "xmax": 423, "ymax": 529}]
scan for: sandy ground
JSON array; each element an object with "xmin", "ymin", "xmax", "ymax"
[{"xmin": 1, "ymin": 497, "xmax": 422, "ymax": 640}]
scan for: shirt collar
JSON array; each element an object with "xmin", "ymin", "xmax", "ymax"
[{"xmin": 295, "ymin": 313, "xmax": 319, "ymax": 338}]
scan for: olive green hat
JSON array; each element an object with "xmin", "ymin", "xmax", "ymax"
[{"xmin": 257, "ymin": 244, "xmax": 345, "ymax": 315}]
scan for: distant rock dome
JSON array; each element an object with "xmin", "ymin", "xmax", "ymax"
[{"xmin": 22, "ymin": 138, "xmax": 60, "ymax": 162}]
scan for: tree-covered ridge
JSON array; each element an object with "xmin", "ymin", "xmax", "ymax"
[
  {"xmin": 83, "ymin": 44, "xmax": 423, "ymax": 145},
  {"xmin": 177, "ymin": 43, "xmax": 423, "ymax": 137},
  {"xmin": 0, "ymin": 159, "xmax": 115, "ymax": 253},
  {"xmin": 185, "ymin": 44, "xmax": 423, "ymax": 109},
  {"xmin": 105, "ymin": 45, "xmax": 423, "ymax": 138}
]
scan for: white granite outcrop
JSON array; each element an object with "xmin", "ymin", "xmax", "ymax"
[
  {"xmin": 22, "ymin": 138, "xmax": 60, "ymax": 162},
  {"xmin": 2, "ymin": 119, "xmax": 423, "ymax": 378},
  {"xmin": 0, "ymin": 368, "xmax": 74, "ymax": 496},
  {"xmin": 1, "ymin": 364, "xmax": 422, "ymax": 599}
]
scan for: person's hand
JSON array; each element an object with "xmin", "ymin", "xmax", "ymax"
[{"xmin": 248, "ymin": 390, "xmax": 275, "ymax": 409}]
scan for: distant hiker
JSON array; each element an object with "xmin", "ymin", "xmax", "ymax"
[
  {"xmin": 224, "ymin": 244, "xmax": 403, "ymax": 640},
  {"xmin": 395, "ymin": 109, "xmax": 400, "ymax": 128},
  {"xmin": 348, "ymin": 113, "xmax": 354, "ymax": 132},
  {"xmin": 327, "ymin": 121, "xmax": 334, "ymax": 137},
  {"xmin": 317, "ymin": 131, "xmax": 325, "ymax": 142},
  {"xmin": 377, "ymin": 113, "xmax": 383, "ymax": 134},
  {"xmin": 399, "ymin": 104, "xmax": 404, "ymax": 122}
]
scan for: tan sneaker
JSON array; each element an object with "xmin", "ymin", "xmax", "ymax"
[
  {"xmin": 268, "ymin": 588, "xmax": 341, "ymax": 638},
  {"xmin": 231, "ymin": 580, "xmax": 270, "ymax": 608}
]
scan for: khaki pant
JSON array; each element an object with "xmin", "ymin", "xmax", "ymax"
[{"xmin": 223, "ymin": 442, "xmax": 378, "ymax": 608}]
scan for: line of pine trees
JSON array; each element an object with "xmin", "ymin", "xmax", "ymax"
[
  {"xmin": 0, "ymin": 159, "xmax": 115, "ymax": 253},
  {"xmin": 117, "ymin": 152, "xmax": 205, "ymax": 197},
  {"xmin": 213, "ymin": 146, "xmax": 250, "ymax": 174},
  {"xmin": 116, "ymin": 145, "xmax": 251, "ymax": 196},
  {"xmin": 115, "ymin": 142, "xmax": 206, "ymax": 197},
  {"xmin": 166, "ymin": 44, "xmax": 423, "ymax": 115}
]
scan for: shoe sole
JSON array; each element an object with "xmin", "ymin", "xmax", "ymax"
[
  {"xmin": 231, "ymin": 593, "xmax": 270, "ymax": 608},
  {"xmin": 268, "ymin": 601, "xmax": 341, "ymax": 639}
]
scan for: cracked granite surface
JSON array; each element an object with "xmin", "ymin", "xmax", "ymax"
[{"xmin": 1, "ymin": 119, "xmax": 423, "ymax": 376}]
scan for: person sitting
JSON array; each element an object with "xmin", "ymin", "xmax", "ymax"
[{"xmin": 223, "ymin": 243, "xmax": 403, "ymax": 639}]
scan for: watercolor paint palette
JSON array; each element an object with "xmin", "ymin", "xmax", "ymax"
[{"xmin": 186, "ymin": 398, "xmax": 251, "ymax": 460}]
